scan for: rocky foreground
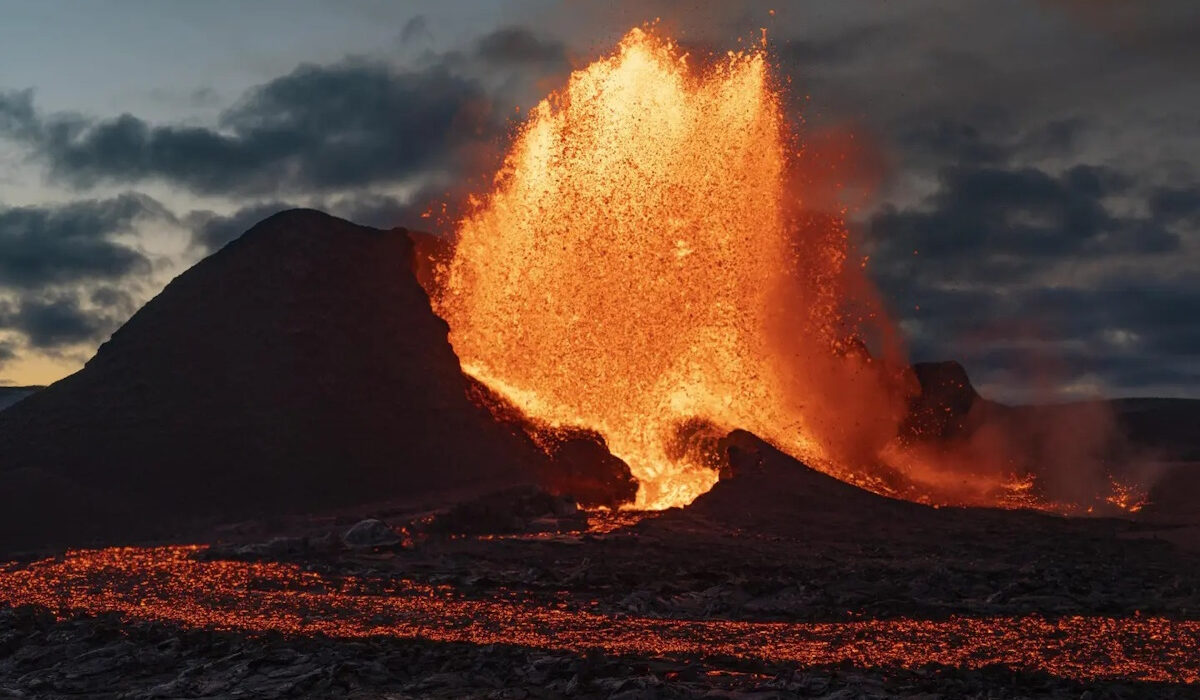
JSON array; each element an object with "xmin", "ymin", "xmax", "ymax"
[
  {"xmin": 3, "ymin": 461, "xmax": 1200, "ymax": 698},
  {"xmin": 3, "ymin": 605, "xmax": 1193, "ymax": 700}
]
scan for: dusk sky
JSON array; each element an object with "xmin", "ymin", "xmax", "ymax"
[{"xmin": 1, "ymin": 1, "xmax": 1197, "ymax": 400}]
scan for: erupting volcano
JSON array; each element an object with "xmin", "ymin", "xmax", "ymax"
[
  {"xmin": 440, "ymin": 28, "xmax": 915, "ymax": 510},
  {"xmin": 3, "ymin": 12, "xmax": 1199, "ymax": 699}
]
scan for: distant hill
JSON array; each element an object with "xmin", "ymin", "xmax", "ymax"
[
  {"xmin": 905, "ymin": 361, "xmax": 1200, "ymax": 520},
  {"xmin": 906, "ymin": 361, "xmax": 1200, "ymax": 463},
  {"xmin": 1108, "ymin": 398, "xmax": 1200, "ymax": 462},
  {"xmin": 0, "ymin": 386, "xmax": 40, "ymax": 412}
]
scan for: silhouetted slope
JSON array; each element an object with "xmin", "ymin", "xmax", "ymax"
[
  {"xmin": 0, "ymin": 210, "xmax": 548, "ymax": 550},
  {"xmin": 0, "ymin": 386, "xmax": 40, "ymax": 412},
  {"xmin": 1112, "ymin": 398, "xmax": 1200, "ymax": 462},
  {"xmin": 406, "ymin": 229, "xmax": 454, "ymax": 301}
]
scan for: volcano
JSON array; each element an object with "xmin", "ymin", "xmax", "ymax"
[
  {"xmin": 0, "ymin": 210, "xmax": 563, "ymax": 551},
  {"xmin": 2, "ymin": 18, "xmax": 1199, "ymax": 698}
]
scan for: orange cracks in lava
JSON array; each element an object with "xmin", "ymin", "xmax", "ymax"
[
  {"xmin": 2, "ymin": 546, "xmax": 1199, "ymax": 684},
  {"xmin": 439, "ymin": 27, "xmax": 912, "ymax": 510}
]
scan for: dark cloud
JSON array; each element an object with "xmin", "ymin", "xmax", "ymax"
[
  {"xmin": 145, "ymin": 86, "xmax": 222, "ymax": 109},
  {"xmin": 897, "ymin": 117, "xmax": 1092, "ymax": 168},
  {"xmin": 892, "ymin": 277, "xmax": 1200, "ymax": 399},
  {"xmin": 880, "ymin": 270, "xmax": 1200, "ymax": 397},
  {"xmin": 867, "ymin": 161, "xmax": 1171, "ymax": 284},
  {"xmin": 1040, "ymin": 0, "xmax": 1200, "ymax": 70},
  {"xmin": 0, "ymin": 296, "xmax": 108, "ymax": 349},
  {"xmin": 776, "ymin": 24, "xmax": 888, "ymax": 67},
  {"xmin": 186, "ymin": 201, "xmax": 297, "ymax": 253},
  {"xmin": 2, "ymin": 11, "xmax": 1196, "ymax": 398},
  {"xmin": 859, "ymin": 107, "xmax": 1198, "ymax": 398},
  {"xmin": 324, "ymin": 193, "xmax": 418, "ymax": 231},
  {"xmin": 0, "ymin": 194, "xmax": 160, "ymax": 290},
  {"xmin": 1011, "ymin": 281, "xmax": 1197, "ymax": 359},
  {"xmin": 898, "ymin": 120, "xmax": 1010, "ymax": 167},
  {"xmin": 0, "ymin": 89, "xmax": 38, "ymax": 140},
  {"xmin": 4, "ymin": 60, "xmax": 494, "ymax": 196},
  {"xmin": 1017, "ymin": 118, "xmax": 1089, "ymax": 159},
  {"xmin": 0, "ymin": 339, "xmax": 15, "ymax": 366},
  {"xmin": 0, "ymin": 195, "xmax": 166, "ymax": 357},
  {"xmin": 399, "ymin": 15, "xmax": 432, "ymax": 46},
  {"xmin": 968, "ymin": 344, "xmax": 1200, "ymax": 397},
  {"xmin": 186, "ymin": 191, "xmax": 433, "ymax": 254},
  {"xmin": 184, "ymin": 194, "xmax": 415, "ymax": 254},
  {"xmin": 474, "ymin": 27, "xmax": 568, "ymax": 67},
  {"xmin": 1149, "ymin": 186, "xmax": 1200, "ymax": 223},
  {"xmin": 88, "ymin": 286, "xmax": 137, "ymax": 311},
  {"xmin": 0, "ymin": 25, "xmax": 576, "ymax": 208}
]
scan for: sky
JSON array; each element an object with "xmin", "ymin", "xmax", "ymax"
[{"xmin": 0, "ymin": 0, "xmax": 1197, "ymax": 401}]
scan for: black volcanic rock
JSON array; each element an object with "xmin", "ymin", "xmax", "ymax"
[
  {"xmin": 0, "ymin": 209, "xmax": 551, "ymax": 551},
  {"xmin": 901, "ymin": 360, "xmax": 981, "ymax": 440},
  {"xmin": 466, "ymin": 378, "xmax": 639, "ymax": 509},
  {"xmin": 537, "ymin": 428, "xmax": 638, "ymax": 509},
  {"xmin": 662, "ymin": 429, "xmax": 932, "ymax": 535},
  {"xmin": 406, "ymin": 229, "xmax": 454, "ymax": 300}
]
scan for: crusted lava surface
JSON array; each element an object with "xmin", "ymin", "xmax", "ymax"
[{"xmin": 4, "ymin": 434, "xmax": 1200, "ymax": 698}]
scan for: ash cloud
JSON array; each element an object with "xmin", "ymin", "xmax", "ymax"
[
  {"xmin": 776, "ymin": 24, "xmax": 889, "ymax": 67},
  {"xmin": 474, "ymin": 27, "xmax": 569, "ymax": 68}
]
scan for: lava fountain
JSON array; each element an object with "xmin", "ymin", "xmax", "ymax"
[{"xmin": 439, "ymin": 27, "xmax": 912, "ymax": 509}]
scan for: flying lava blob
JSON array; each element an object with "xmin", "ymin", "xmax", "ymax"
[{"xmin": 438, "ymin": 27, "xmax": 913, "ymax": 509}]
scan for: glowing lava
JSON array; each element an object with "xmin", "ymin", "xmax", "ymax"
[
  {"xmin": 2, "ymin": 546, "xmax": 1197, "ymax": 684},
  {"xmin": 440, "ymin": 28, "xmax": 907, "ymax": 509}
]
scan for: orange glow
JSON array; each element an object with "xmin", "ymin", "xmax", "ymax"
[
  {"xmin": 1, "ymin": 546, "xmax": 1197, "ymax": 684},
  {"xmin": 435, "ymin": 26, "xmax": 1152, "ymax": 516},
  {"xmin": 1106, "ymin": 476, "xmax": 1149, "ymax": 513},
  {"xmin": 439, "ymin": 27, "xmax": 914, "ymax": 509}
]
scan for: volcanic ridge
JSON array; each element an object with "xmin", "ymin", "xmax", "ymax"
[{"xmin": 0, "ymin": 210, "xmax": 620, "ymax": 550}]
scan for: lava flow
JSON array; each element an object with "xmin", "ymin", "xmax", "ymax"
[
  {"xmin": 2, "ymin": 546, "xmax": 1197, "ymax": 685},
  {"xmin": 440, "ymin": 27, "xmax": 910, "ymax": 509}
]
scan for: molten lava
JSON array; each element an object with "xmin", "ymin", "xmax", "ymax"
[
  {"xmin": 440, "ymin": 28, "xmax": 908, "ymax": 509},
  {"xmin": 2, "ymin": 546, "xmax": 1197, "ymax": 684},
  {"xmin": 437, "ymin": 27, "xmax": 1149, "ymax": 515}
]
